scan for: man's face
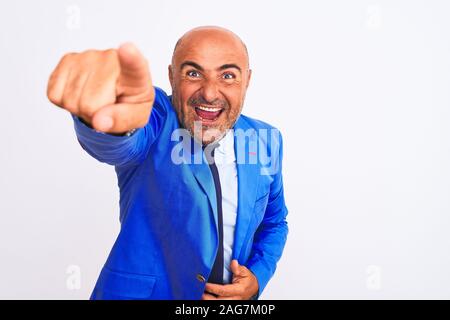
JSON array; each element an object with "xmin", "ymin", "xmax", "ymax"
[{"xmin": 169, "ymin": 29, "xmax": 252, "ymax": 145}]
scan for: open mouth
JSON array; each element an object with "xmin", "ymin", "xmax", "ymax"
[{"xmin": 194, "ymin": 105, "xmax": 224, "ymax": 122}]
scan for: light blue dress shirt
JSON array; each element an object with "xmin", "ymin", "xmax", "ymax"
[{"xmin": 214, "ymin": 130, "xmax": 238, "ymax": 283}]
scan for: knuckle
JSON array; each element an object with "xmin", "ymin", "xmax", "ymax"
[
  {"xmin": 79, "ymin": 48, "xmax": 118, "ymax": 74},
  {"xmin": 61, "ymin": 98, "xmax": 78, "ymax": 114},
  {"xmin": 61, "ymin": 52, "xmax": 76, "ymax": 63},
  {"xmin": 103, "ymin": 48, "xmax": 118, "ymax": 57},
  {"xmin": 94, "ymin": 49, "xmax": 118, "ymax": 64},
  {"xmin": 80, "ymin": 49, "xmax": 113, "ymax": 66},
  {"xmin": 104, "ymin": 50, "xmax": 120, "ymax": 70},
  {"xmin": 81, "ymin": 49, "xmax": 98, "ymax": 57},
  {"xmin": 47, "ymin": 90, "xmax": 60, "ymax": 106}
]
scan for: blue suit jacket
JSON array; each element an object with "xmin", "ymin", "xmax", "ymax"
[{"xmin": 73, "ymin": 87, "xmax": 288, "ymax": 300}]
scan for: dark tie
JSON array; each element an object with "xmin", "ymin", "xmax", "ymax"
[{"xmin": 204, "ymin": 144, "xmax": 224, "ymax": 285}]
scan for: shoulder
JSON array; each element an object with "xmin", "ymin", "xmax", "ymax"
[
  {"xmin": 235, "ymin": 114, "xmax": 284, "ymax": 160},
  {"xmin": 148, "ymin": 86, "xmax": 178, "ymax": 123},
  {"xmin": 236, "ymin": 114, "xmax": 284, "ymax": 146},
  {"xmin": 153, "ymin": 86, "xmax": 173, "ymax": 113},
  {"xmin": 237, "ymin": 114, "xmax": 279, "ymax": 131}
]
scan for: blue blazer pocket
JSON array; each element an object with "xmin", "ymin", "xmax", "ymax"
[{"xmin": 95, "ymin": 267, "xmax": 157, "ymax": 300}]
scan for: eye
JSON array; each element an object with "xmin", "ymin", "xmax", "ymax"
[
  {"xmin": 186, "ymin": 70, "xmax": 201, "ymax": 78},
  {"xmin": 222, "ymin": 72, "xmax": 236, "ymax": 80}
]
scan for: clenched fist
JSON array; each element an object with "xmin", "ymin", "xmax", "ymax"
[{"xmin": 47, "ymin": 43, "xmax": 154, "ymax": 134}]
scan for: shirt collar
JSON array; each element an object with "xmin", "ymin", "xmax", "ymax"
[{"xmin": 214, "ymin": 129, "xmax": 236, "ymax": 165}]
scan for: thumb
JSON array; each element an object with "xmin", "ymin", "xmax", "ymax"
[
  {"xmin": 91, "ymin": 100, "xmax": 152, "ymax": 134},
  {"xmin": 230, "ymin": 260, "xmax": 243, "ymax": 277},
  {"xmin": 117, "ymin": 42, "xmax": 152, "ymax": 98}
]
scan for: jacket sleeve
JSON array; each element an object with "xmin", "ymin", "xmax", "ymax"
[
  {"xmin": 72, "ymin": 87, "xmax": 167, "ymax": 167},
  {"xmin": 246, "ymin": 132, "xmax": 289, "ymax": 298}
]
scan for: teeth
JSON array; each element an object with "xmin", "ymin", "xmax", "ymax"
[{"xmin": 196, "ymin": 105, "xmax": 222, "ymax": 112}]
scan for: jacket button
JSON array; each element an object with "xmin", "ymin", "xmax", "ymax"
[{"xmin": 196, "ymin": 274, "xmax": 206, "ymax": 282}]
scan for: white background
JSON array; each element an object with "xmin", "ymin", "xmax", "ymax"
[{"xmin": 0, "ymin": 0, "xmax": 449, "ymax": 299}]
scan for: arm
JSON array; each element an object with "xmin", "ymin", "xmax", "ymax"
[
  {"xmin": 71, "ymin": 89, "xmax": 166, "ymax": 167},
  {"xmin": 246, "ymin": 132, "xmax": 289, "ymax": 298}
]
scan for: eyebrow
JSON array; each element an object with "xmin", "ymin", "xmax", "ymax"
[
  {"xmin": 180, "ymin": 61, "xmax": 204, "ymax": 71},
  {"xmin": 219, "ymin": 64, "xmax": 242, "ymax": 73},
  {"xmin": 180, "ymin": 61, "xmax": 242, "ymax": 73}
]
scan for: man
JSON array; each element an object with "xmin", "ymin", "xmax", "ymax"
[{"xmin": 47, "ymin": 26, "xmax": 288, "ymax": 300}]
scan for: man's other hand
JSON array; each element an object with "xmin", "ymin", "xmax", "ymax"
[{"xmin": 202, "ymin": 260, "xmax": 259, "ymax": 300}]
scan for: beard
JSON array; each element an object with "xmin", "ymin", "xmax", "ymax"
[{"xmin": 172, "ymin": 90, "xmax": 242, "ymax": 145}]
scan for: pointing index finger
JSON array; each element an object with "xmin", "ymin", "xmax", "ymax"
[{"xmin": 117, "ymin": 43, "xmax": 151, "ymax": 96}]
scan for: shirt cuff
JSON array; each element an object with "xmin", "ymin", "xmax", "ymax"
[
  {"xmin": 72, "ymin": 114, "xmax": 140, "ymax": 143},
  {"xmin": 75, "ymin": 115, "xmax": 137, "ymax": 137}
]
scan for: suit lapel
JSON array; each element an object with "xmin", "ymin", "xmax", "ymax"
[
  {"xmin": 182, "ymin": 118, "xmax": 261, "ymax": 261},
  {"xmin": 184, "ymin": 138, "xmax": 218, "ymax": 230},
  {"xmin": 232, "ymin": 117, "xmax": 261, "ymax": 261}
]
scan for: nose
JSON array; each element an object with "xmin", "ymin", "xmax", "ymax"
[{"xmin": 201, "ymin": 80, "xmax": 220, "ymax": 104}]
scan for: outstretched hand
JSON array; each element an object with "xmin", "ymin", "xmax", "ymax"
[{"xmin": 47, "ymin": 43, "xmax": 154, "ymax": 134}]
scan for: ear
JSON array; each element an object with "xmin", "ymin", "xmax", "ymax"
[
  {"xmin": 245, "ymin": 69, "xmax": 252, "ymax": 90},
  {"xmin": 168, "ymin": 65, "xmax": 174, "ymax": 89}
]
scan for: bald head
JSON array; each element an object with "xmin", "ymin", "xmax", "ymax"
[{"xmin": 172, "ymin": 26, "xmax": 249, "ymax": 68}]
